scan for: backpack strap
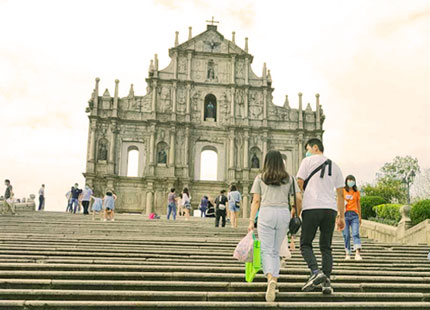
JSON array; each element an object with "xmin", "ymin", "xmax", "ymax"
[{"xmin": 303, "ymin": 159, "xmax": 332, "ymax": 191}]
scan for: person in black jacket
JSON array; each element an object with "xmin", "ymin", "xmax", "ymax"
[{"xmin": 215, "ymin": 190, "xmax": 228, "ymax": 227}]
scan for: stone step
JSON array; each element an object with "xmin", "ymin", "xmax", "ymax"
[
  {"xmin": 0, "ymin": 289, "xmax": 428, "ymax": 302},
  {"xmin": 0, "ymin": 300, "xmax": 430, "ymax": 310}
]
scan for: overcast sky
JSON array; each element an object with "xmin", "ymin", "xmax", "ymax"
[{"xmin": 1, "ymin": 0, "xmax": 429, "ymax": 211}]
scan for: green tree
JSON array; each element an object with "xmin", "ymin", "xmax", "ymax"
[{"xmin": 362, "ymin": 180, "xmax": 405, "ymax": 203}]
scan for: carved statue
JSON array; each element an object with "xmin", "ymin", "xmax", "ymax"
[
  {"xmin": 99, "ymin": 142, "xmax": 108, "ymax": 161},
  {"xmin": 207, "ymin": 101, "xmax": 215, "ymax": 118},
  {"xmin": 251, "ymin": 153, "xmax": 260, "ymax": 169},
  {"xmin": 207, "ymin": 60, "xmax": 215, "ymax": 80},
  {"xmin": 158, "ymin": 149, "xmax": 167, "ymax": 164}
]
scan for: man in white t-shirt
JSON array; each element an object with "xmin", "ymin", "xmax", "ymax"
[{"xmin": 296, "ymin": 138, "xmax": 345, "ymax": 295}]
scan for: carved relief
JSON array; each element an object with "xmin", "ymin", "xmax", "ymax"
[
  {"xmin": 178, "ymin": 57, "xmax": 187, "ymax": 73},
  {"xmin": 158, "ymin": 87, "xmax": 171, "ymax": 113},
  {"xmin": 236, "ymin": 59, "xmax": 244, "ymax": 78},
  {"xmin": 177, "ymin": 86, "xmax": 186, "ymax": 113},
  {"xmin": 235, "ymin": 89, "xmax": 245, "ymax": 118}
]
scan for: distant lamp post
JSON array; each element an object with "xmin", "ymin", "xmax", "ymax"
[{"xmin": 402, "ymin": 170, "xmax": 416, "ymax": 205}]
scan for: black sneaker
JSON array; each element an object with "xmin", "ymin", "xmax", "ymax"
[
  {"xmin": 301, "ymin": 271, "xmax": 327, "ymax": 292},
  {"xmin": 321, "ymin": 279, "xmax": 333, "ymax": 295}
]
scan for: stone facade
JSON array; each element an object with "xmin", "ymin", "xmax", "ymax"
[{"xmin": 83, "ymin": 24, "xmax": 325, "ymax": 216}]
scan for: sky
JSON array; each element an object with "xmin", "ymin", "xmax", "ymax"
[{"xmin": 1, "ymin": 0, "xmax": 429, "ymax": 211}]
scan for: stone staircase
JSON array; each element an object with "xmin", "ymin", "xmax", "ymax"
[{"xmin": 0, "ymin": 211, "xmax": 429, "ymax": 309}]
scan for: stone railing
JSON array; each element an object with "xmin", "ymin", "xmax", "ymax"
[
  {"xmin": 360, "ymin": 205, "xmax": 430, "ymax": 245},
  {"xmin": 0, "ymin": 194, "xmax": 36, "ymax": 212}
]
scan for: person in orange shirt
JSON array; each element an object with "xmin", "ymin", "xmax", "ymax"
[{"xmin": 342, "ymin": 175, "xmax": 362, "ymax": 260}]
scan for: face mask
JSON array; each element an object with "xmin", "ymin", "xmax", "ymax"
[
  {"xmin": 347, "ymin": 181, "xmax": 355, "ymax": 187},
  {"xmin": 305, "ymin": 151, "xmax": 312, "ymax": 157}
]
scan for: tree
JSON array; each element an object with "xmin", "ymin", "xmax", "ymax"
[
  {"xmin": 363, "ymin": 156, "xmax": 421, "ymax": 204},
  {"xmin": 411, "ymin": 168, "xmax": 430, "ymax": 202}
]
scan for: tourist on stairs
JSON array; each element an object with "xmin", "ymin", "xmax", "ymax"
[
  {"xmin": 182, "ymin": 188, "xmax": 191, "ymax": 221},
  {"xmin": 342, "ymin": 175, "xmax": 363, "ymax": 260},
  {"xmin": 248, "ymin": 150, "xmax": 301, "ymax": 302},
  {"xmin": 167, "ymin": 188, "xmax": 177, "ymax": 220},
  {"xmin": 103, "ymin": 191, "xmax": 117, "ymax": 222},
  {"xmin": 228, "ymin": 185, "xmax": 241, "ymax": 229},
  {"xmin": 297, "ymin": 138, "xmax": 345, "ymax": 295}
]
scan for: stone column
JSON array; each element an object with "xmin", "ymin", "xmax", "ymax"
[
  {"xmin": 88, "ymin": 119, "xmax": 97, "ymax": 163},
  {"xmin": 92, "ymin": 77, "xmax": 100, "ymax": 115},
  {"xmin": 230, "ymin": 87, "xmax": 235, "ymax": 119},
  {"xmin": 151, "ymin": 80, "xmax": 158, "ymax": 113},
  {"xmin": 184, "ymin": 127, "xmax": 190, "ymax": 177},
  {"xmin": 315, "ymin": 93, "xmax": 321, "ymax": 130},
  {"xmin": 244, "ymin": 88, "xmax": 249, "ymax": 118},
  {"xmin": 149, "ymin": 126, "xmax": 155, "ymax": 165},
  {"xmin": 186, "ymin": 84, "xmax": 191, "ymax": 114},
  {"xmin": 169, "ymin": 128, "xmax": 175, "ymax": 166},
  {"xmin": 109, "ymin": 121, "xmax": 117, "ymax": 163},
  {"xmin": 263, "ymin": 89, "xmax": 267, "ymax": 120},
  {"xmin": 112, "ymin": 79, "xmax": 119, "ymax": 118},
  {"xmin": 298, "ymin": 134, "xmax": 304, "ymax": 163},
  {"xmin": 263, "ymin": 131, "xmax": 268, "ymax": 160},
  {"xmin": 245, "ymin": 58, "xmax": 249, "ymax": 85},
  {"xmin": 231, "ymin": 55, "xmax": 236, "ymax": 84},
  {"xmin": 298, "ymin": 92, "xmax": 303, "ymax": 129},
  {"xmin": 187, "ymin": 51, "xmax": 192, "ymax": 80},
  {"xmin": 242, "ymin": 185, "xmax": 249, "ymax": 219},
  {"xmin": 146, "ymin": 183, "xmax": 154, "ymax": 215},
  {"xmin": 172, "ymin": 82, "xmax": 177, "ymax": 113},
  {"xmin": 244, "ymin": 131, "xmax": 249, "ymax": 169},
  {"xmin": 229, "ymin": 130, "xmax": 235, "ymax": 169},
  {"xmin": 173, "ymin": 52, "xmax": 178, "ymax": 79}
]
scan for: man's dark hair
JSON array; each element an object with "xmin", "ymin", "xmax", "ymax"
[
  {"xmin": 220, "ymin": 190, "xmax": 226, "ymax": 194},
  {"xmin": 42, "ymin": 184, "xmax": 45, "ymax": 187},
  {"xmin": 170, "ymin": 188, "xmax": 175, "ymax": 193},
  {"xmin": 305, "ymin": 138, "xmax": 324, "ymax": 153},
  {"xmin": 230, "ymin": 184, "xmax": 237, "ymax": 192},
  {"xmin": 183, "ymin": 187, "xmax": 189, "ymax": 196},
  {"xmin": 106, "ymin": 191, "xmax": 113, "ymax": 196},
  {"xmin": 5, "ymin": 179, "xmax": 10, "ymax": 184}
]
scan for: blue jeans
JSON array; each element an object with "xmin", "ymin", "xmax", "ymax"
[
  {"xmin": 167, "ymin": 202, "xmax": 176, "ymax": 220},
  {"xmin": 200, "ymin": 207, "xmax": 207, "ymax": 217},
  {"xmin": 342, "ymin": 211, "xmax": 362, "ymax": 254},
  {"xmin": 257, "ymin": 207, "xmax": 290, "ymax": 278},
  {"xmin": 70, "ymin": 198, "xmax": 79, "ymax": 213}
]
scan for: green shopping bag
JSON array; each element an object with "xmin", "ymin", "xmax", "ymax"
[{"xmin": 245, "ymin": 233, "xmax": 261, "ymax": 282}]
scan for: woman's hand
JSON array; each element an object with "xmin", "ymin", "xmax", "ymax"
[{"xmin": 247, "ymin": 221, "xmax": 254, "ymax": 233}]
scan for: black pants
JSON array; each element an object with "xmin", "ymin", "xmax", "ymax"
[
  {"xmin": 82, "ymin": 201, "xmax": 90, "ymax": 215},
  {"xmin": 38, "ymin": 195, "xmax": 44, "ymax": 211},
  {"xmin": 215, "ymin": 209, "xmax": 226, "ymax": 227},
  {"xmin": 300, "ymin": 209, "xmax": 337, "ymax": 278}
]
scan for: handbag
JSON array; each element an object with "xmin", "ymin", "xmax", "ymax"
[
  {"xmin": 233, "ymin": 231, "xmax": 254, "ymax": 262},
  {"xmin": 289, "ymin": 177, "xmax": 302, "ymax": 235},
  {"xmin": 245, "ymin": 233, "xmax": 261, "ymax": 282}
]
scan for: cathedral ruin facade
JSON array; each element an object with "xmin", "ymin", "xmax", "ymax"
[{"xmin": 83, "ymin": 23, "xmax": 324, "ymax": 216}]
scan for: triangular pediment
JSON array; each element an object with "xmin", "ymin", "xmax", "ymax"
[{"xmin": 175, "ymin": 27, "xmax": 248, "ymax": 56}]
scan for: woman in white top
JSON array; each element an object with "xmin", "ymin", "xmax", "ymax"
[
  {"xmin": 182, "ymin": 187, "xmax": 191, "ymax": 221},
  {"xmin": 248, "ymin": 150, "xmax": 302, "ymax": 302}
]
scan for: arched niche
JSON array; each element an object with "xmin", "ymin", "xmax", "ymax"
[
  {"xmin": 204, "ymin": 94, "xmax": 217, "ymax": 122},
  {"xmin": 97, "ymin": 138, "xmax": 109, "ymax": 162},
  {"xmin": 249, "ymin": 146, "xmax": 262, "ymax": 169},
  {"xmin": 156, "ymin": 141, "xmax": 169, "ymax": 165}
]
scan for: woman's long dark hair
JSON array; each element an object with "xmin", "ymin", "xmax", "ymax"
[
  {"xmin": 183, "ymin": 187, "xmax": 189, "ymax": 196},
  {"xmin": 261, "ymin": 150, "xmax": 289, "ymax": 186},
  {"xmin": 344, "ymin": 175, "xmax": 358, "ymax": 192}
]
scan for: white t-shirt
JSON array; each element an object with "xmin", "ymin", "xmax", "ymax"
[{"xmin": 297, "ymin": 154, "xmax": 344, "ymax": 212}]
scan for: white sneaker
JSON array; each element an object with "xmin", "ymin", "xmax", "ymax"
[
  {"xmin": 103, "ymin": 219, "xmax": 107, "ymax": 222},
  {"xmin": 111, "ymin": 219, "xmax": 115, "ymax": 222},
  {"xmin": 345, "ymin": 254, "xmax": 351, "ymax": 260},
  {"xmin": 265, "ymin": 280, "xmax": 277, "ymax": 302},
  {"xmin": 355, "ymin": 254, "xmax": 363, "ymax": 260}
]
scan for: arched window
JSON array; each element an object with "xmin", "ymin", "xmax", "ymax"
[
  {"xmin": 204, "ymin": 94, "xmax": 217, "ymax": 121},
  {"xmin": 127, "ymin": 147, "xmax": 139, "ymax": 177},
  {"xmin": 200, "ymin": 148, "xmax": 217, "ymax": 181}
]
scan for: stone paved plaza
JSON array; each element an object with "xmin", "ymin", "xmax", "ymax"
[{"xmin": 0, "ymin": 211, "xmax": 429, "ymax": 309}]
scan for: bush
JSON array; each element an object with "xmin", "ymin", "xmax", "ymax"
[
  {"xmin": 373, "ymin": 204, "xmax": 402, "ymax": 223},
  {"xmin": 360, "ymin": 196, "xmax": 386, "ymax": 219},
  {"xmin": 410, "ymin": 199, "xmax": 430, "ymax": 226}
]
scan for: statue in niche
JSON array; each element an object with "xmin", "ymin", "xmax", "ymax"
[
  {"xmin": 98, "ymin": 142, "xmax": 108, "ymax": 161},
  {"xmin": 251, "ymin": 153, "xmax": 260, "ymax": 169},
  {"xmin": 207, "ymin": 101, "xmax": 215, "ymax": 118},
  {"xmin": 207, "ymin": 59, "xmax": 215, "ymax": 80},
  {"xmin": 158, "ymin": 149, "xmax": 167, "ymax": 164}
]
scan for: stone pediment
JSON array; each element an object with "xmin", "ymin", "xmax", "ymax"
[{"xmin": 175, "ymin": 28, "xmax": 247, "ymax": 56}]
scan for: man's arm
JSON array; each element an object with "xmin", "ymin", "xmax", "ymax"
[
  {"xmin": 297, "ymin": 178, "xmax": 304, "ymax": 192},
  {"xmin": 336, "ymin": 187, "xmax": 345, "ymax": 230}
]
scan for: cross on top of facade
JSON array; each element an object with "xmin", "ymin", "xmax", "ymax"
[{"xmin": 206, "ymin": 16, "xmax": 219, "ymax": 26}]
